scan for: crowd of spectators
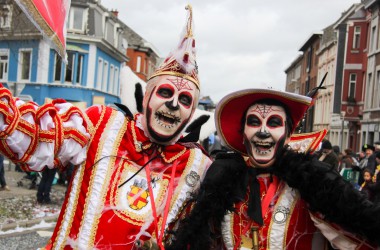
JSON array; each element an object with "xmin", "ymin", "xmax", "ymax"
[{"xmin": 317, "ymin": 140, "xmax": 380, "ymax": 203}]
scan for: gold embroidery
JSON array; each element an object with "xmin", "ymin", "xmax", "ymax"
[
  {"xmin": 53, "ymin": 162, "xmax": 86, "ymax": 250},
  {"xmin": 131, "ymin": 120, "xmax": 152, "ymax": 152},
  {"xmin": 111, "ymin": 161, "xmax": 169, "ymax": 225},
  {"xmin": 16, "ymin": 0, "xmax": 65, "ymax": 57},
  {"xmin": 283, "ymin": 188, "xmax": 298, "ymax": 248},
  {"xmin": 160, "ymin": 147, "xmax": 187, "ymax": 163},
  {"xmin": 88, "ymin": 112, "xmax": 128, "ymax": 248},
  {"xmin": 168, "ymin": 149, "xmax": 195, "ymax": 214},
  {"xmin": 78, "ymin": 109, "xmax": 118, "ymax": 249}
]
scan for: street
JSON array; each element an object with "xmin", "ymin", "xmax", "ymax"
[
  {"xmin": 0, "ymin": 226, "xmax": 55, "ymax": 250},
  {"xmin": 0, "ymin": 163, "xmax": 66, "ymax": 250}
]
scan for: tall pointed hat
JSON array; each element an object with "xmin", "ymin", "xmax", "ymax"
[{"xmin": 148, "ymin": 5, "xmax": 199, "ymax": 89}]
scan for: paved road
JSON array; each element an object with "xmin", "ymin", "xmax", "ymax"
[
  {"xmin": 0, "ymin": 226, "xmax": 55, "ymax": 250},
  {"xmin": 0, "ymin": 162, "xmax": 66, "ymax": 249}
]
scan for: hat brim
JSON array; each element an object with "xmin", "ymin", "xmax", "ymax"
[{"xmin": 215, "ymin": 89, "xmax": 312, "ymax": 155}]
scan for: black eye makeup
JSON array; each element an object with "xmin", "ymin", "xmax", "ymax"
[{"xmin": 246, "ymin": 114, "xmax": 261, "ymax": 127}]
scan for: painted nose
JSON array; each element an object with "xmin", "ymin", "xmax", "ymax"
[
  {"xmin": 165, "ymin": 100, "xmax": 180, "ymax": 111},
  {"xmin": 255, "ymin": 126, "xmax": 270, "ymax": 139}
]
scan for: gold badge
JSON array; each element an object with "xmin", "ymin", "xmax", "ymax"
[{"xmin": 127, "ymin": 179, "xmax": 149, "ymax": 210}]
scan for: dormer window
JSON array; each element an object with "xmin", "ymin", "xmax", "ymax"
[
  {"xmin": 0, "ymin": 5, "xmax": 12, "ymax": 29},
  {"xmin": 67, "ymin": 6, "xmax": 86, "ymax": 32}
]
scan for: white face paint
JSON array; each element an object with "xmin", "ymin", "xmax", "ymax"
[
  {"xmin": 143, "ymin": 76, "xmax": 197, "ymax": 144},
  {"xmin": 243, "ymin": 103, "xmax": 288, "ymax": 168}
]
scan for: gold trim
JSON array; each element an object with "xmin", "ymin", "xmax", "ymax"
[
  {"xmin": 87, "ymin": 112, "xmax": 127, "ymax": 248},
  {"xmin": 185, "ymin": 5, "xmax": 193, "ymax": 38},
  {"xmin": 160, "ymin": 147, "xmax": 187, "ymax": 163},
  {"xmin": 16, "ymin": 0, "xmax": 65, "ymax": 57},
  {"xmin": 111, "ymin": 161, "xmax": 169, "ymax": 225},
  {"xmin": 53, "ymin": 162, "xmax": 86, "ymax": 249},
  {"xmin": 78, "ymin": 110, "xmax": 117, "ymax": 248},
  {"xmin": 167, "ymin": 149, "xmax": 195, "ymax": 220},
  {"xmin": 149, "ymin": 71, "xmax": 199, "ymax": 89}
]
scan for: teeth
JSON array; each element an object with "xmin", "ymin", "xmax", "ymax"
[
  {"xmin": 253, "ymin": 140, "xmax": 274, "ymax": 155},
  {"xmin": 155, "ymin": 111, "xmax": 181, "ymax": 126},
  {"xmin": 256, "ymin": 148, "xmax": 272, "ymax": 155},
  {"xmin": 155, "ymin": 116, "xmax": 174, "ymax": 128}
]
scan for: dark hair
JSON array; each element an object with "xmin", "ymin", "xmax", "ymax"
[
  {"xmin": 239, "ymin": 99, "xmax": 293, "ymax": 137},
  {"xmin": 321, "ymin": 140, "xmax": 333, "ymax": 150},
  {"xmin": 376, "ymin": 152, "xmax": 380, "ymax": 159},
  {"xmin": 332, "ymin": 145, "xmax": 340, "ymax": 154},
  {"xmin": 344, "ymin": 148, "xmax": 353, "ymax": 155},
  {"xmin": 363, "ymin": 168, "xmax": 373, "ymax": 176}
]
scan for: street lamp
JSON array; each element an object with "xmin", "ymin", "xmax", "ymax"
[{"xmin": 340, "ymin": 111, "xmax": 346, "ymax": 151}]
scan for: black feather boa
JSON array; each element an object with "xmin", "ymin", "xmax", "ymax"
[
  {"xmin": 166, "ymin": 152, "xmax": 248, "ymax": 250},
  {"xmin": 273, "ymin": 149, "xmax": 380, "ymax": 246},
  {"xmin": 166, "ymin": 149, "xmax": 380, "ymax": 249}
]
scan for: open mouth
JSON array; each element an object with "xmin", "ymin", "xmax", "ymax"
[
  {"xmin": 155, "ymin": 111, "xmax": 181, "ymax": 128},
  {"xmin": 253, "ymin": 141, "xmax": 275, "ymax": 155}
]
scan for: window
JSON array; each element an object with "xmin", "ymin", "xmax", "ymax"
[
  {"xmin": 67, "ymin": 7, "xmax": 86, "ymax": 32},
  {"xmin": 305, "ymin": 77, "xmax": 310, "ymax": 94},
  {"xmin": 54, "ymin": 53, "xmax": 62, "ymax": 82},
  {"xmin": 371, "ymin": 26, "xmax": 376, "ymax": 52},
  {"xmin": 366, "ymin": 73, "xmax": 372, "ymax": 108},
  {"xmin": 113, "ymin": 67, "xmax": 119, "ymax": 94},
  {"xmin": 96, "ymin": 58, "xmax": 103, "ymax": 89},
  {"xmin": 109, "ymin": 65, "xmax": 114, "ymax": 92},
  {"xmin": 353, "ymin": 26, "xmax": 360, "ymax": 49},
  {"xmin": 19, "ymin": 50, "xmax": 32, "ymax": 81},
  {"xmin": 375, "ymin": 71, "xmax": 380, "ymax": 108},
  {"xmin": 102, "ymin": 61, "xmax": 108, "ymax": 91},
  {"xmin": 0, "ymin": 5, "xmax": 12, "ymax": 28},
  {"xmin": 65, "ymin": 52, "xmax": 75, "ymax": 82},
  {"xmin": 306, "ymin": 48, "xmax": 312, "ymax": 73},
  {"xmin": 136, "ymin": 56, "xmax": 141, "ymax": 73},
  {"xmin": 348, "ymin": 73, "xmax": 356, "ymax": 98},
  {"xmin": 75, "ymin": 54, "xmax": 83, "ymax": 84},
  {"xmin": 0, "ymin": 50, "xmax": 8, "ymax": 81}
]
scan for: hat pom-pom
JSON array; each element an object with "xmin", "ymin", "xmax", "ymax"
[{"xmin": 172, "ymin": 4, "xmax": 197, "ymax": 74}]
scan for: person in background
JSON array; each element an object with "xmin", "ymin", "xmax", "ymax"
[
  {"xmin": 0, "ymin": 154, "xmax": 10, "ymax": 191},
  {"xmin": 340, "ymin": 148, "xmax": 361, "ymax": 187},
  {"xmin": 37, "ymin": 167, "xmax": 58, "ymax": 204},
  {"xmin": 332, "ymin": 145, "xmax": 340, "ymax": 154},
  {"xmin": 341, "ymin": 148, "xmax": 359, "ymax": 169},
  {"xmin": 374, "ymin": 141, "xmax": 380, "ymax": 153},
  {"xmin": 358, "ymin": 144, "xmax": 377, "ymax": 186},
  {"xmin": 318, "ymin": 140, "xmax": 339, "ymax": 172},
  {"xmin": 368, "ymin": 152, "xmax": 380, "ymax": 203},
  {"xmin": 168, "ymin": 88, "xmax": 380, "ymax": 249},
  {"xmin": 374, "ymin": 152, "xmax": 380, "ymax": 182},
  {"xmin": 359, "ymin": 168, "xmax": 375, "ymax": 201}
]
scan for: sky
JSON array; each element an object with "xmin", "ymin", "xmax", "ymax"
[{"xmin": 101, "ymin": 0, "xmax": 359, "ymax": 102}]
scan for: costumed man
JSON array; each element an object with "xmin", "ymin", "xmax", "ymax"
[
  {"xmin": 0, "ymin": 5, "xmax": 211, "ymax": 250},
  {"xmin": 167, "ymin": 88, "xmax": 380, "ymax": 249}
]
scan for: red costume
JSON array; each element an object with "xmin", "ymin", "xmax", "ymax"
[
  {"xmin": 168, "ymin": 89, "xmax": 380, "ymax": 250},
  {"xmin": 46, "ymin": 108, "xmax": 210, "ymax": 249},
  {"xmin": 0, "ymin": 5, "xmax": 212, "ymax": 249}
]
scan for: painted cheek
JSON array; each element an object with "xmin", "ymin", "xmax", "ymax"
[{"xmin": 244, "ymin": 126, "xmax": 259, "ymax": 139}]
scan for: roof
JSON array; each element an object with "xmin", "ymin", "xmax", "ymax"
[{"xmin": 299, "ymin": 32, "xmax": 323, "ymax": 52}]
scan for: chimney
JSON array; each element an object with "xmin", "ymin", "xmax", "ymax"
[{"xmin": 111, "ymin": 9, "xmax": 119, "ymax": 17}]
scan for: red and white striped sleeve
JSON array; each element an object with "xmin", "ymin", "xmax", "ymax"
[{"xmin": 0, "ymin": 85, "xmax": 91, "ymax": 172}]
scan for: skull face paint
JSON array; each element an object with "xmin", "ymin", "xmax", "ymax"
[
  {"xmin": 143, "ymin": 75, "xmax": 198, "ymax": 144},
  {"xmin": 243, "ymin": 104, "xmax": 287, "ymax": 168}
]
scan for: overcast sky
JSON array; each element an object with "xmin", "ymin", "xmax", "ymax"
[{"xmin": 101, "ymin": 0, "xmax": 359, "ymax": 102}]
